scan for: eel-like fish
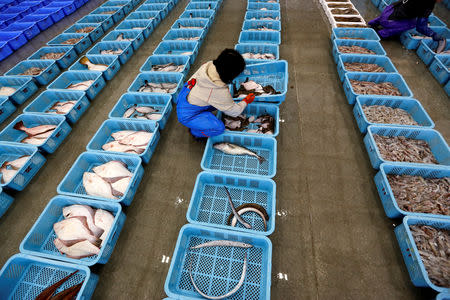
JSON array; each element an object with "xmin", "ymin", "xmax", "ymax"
[
  {"xmin": 49, "ymin": 282, "xmax": 83, "ymax": 300},
  {"xmin": 224, "ymin": 186, "xmax": 251, "ymax": 229},
  {"xmin": 228, "ymin": 203, "xmax": 269, "ymax": 231},
  {"xmin": 35, "ymin": 270, "xmax": 79, "ymax": 300},
  {"xmin": 190, "ymin": 240, "xmax": 253, "ymax": 249}
]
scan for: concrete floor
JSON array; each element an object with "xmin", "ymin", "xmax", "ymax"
[{"xmin": 0, "ymin": 0, "xmax": 449, "ymax": 299}]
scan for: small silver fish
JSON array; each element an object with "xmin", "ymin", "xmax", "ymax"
[
  {"xmin": 224, "ymin": 186, "xmax": 251, "ymax": 229},
  {"xmin": 213, "ymin": 142, "xmax": 266, "ymax": 163},
  {"xmin": 190, "ymin": 240, "xmax": 253, "ymax": 249}
]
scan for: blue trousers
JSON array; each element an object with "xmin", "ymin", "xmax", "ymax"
[{"xmin": 368, "ymin": 5, "xmax": 417, "ymax": 38}]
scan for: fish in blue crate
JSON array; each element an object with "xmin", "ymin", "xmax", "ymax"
[
  {"xmin": 79, "ymin": 56, "xmax": 108, "ymax": 71},
  {"xmin": 138, "ymin": 81, "xmax": 178, "ymax": 93},
  {"xmin": 350, "ymin": 79, "xmax": 402, "ymax": 96},
  {"xmin": 0, "ymin": 155, "xmax": 30, "ymax": 184},
  {"xmin": 122, "ymin": 104, "xmax": 163, "ymax": 120},
  {"xmin": 0, "ymin": 85, "xmax": 16, "ymax": 96},
  {"xmin": 222, "ymin": 113, "xmax": 275, "ymax": 134},
  {"xmin": 12, "ymin": 120, "xmax": 57, "ymax": 145},
  {"xmin": 151, "ymin": 62, "xmax": 184, "ymax": 72},
  {"xmin": 213, "ymin": 142, "xmax": 266, "ymax": 163},
  {"xmin": 35, "ymin": 270, "xmax": 84, "ymax": 299},
  {"xmin": 102, "ymin": 130, "xmax": 154, "ymax": 154},
  {"xmin": 19, "ymin": 66, "xmax": 44, "ymax": 76},
  {"xmin": 233, "ymin": 77, "xmax": 280, "ymax": 98},
  {"xmin": 66, "ymin": 80, "xmax": 95, "ymax": 91}
]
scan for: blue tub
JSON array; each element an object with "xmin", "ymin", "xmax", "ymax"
[
  {"xmin": 2, "ymin": 6, "xmax": 31, "ymax": 18},
  {"xmin": 179, "ymin": 9, "xmax": 214, "ymax": 22},
  {"xmin": 70, "ymin": 55, "xmax": 120, "ymax": 81},
  {"xmin": 101, "ymin": 0, "xmax": 133, "ymax": 14},
  {"xmin": 242, "ymin": 20, "xmax": 280, "ymax": 31},
  {"xmin": 247, "ymin": 2, "xmax": 279, "ymax": 10},
  {"xmin": 20, "ymin": 14, "xmax": 53, "ymax": 30},
  {"xmin": 28, "ymin": 45, "xmax": 77, "ymax": 69},
  {"xmin": 164, "ymin": 224, "xmax": 272, "ymax": 300},
  {"xmin": 86, "ymin": 119, "xmax": 160, "ymax": 164},
  {"xmin": 0, "ymin": 31, "xmax": 27, "ymax": 50},
  {"xmin": 0, "ymin": 96, "xmax": 16, "ymax": 124},
  {"xmin": 343, "ymin": 72, "xmax": 413, "ymax": 105},
  {"xmin": 5, "ymin": 59, "xmax": 60, "ymax": 86},
  {"xmin": 238, "ymin": 30, "xmax": 280, "ymax": 44},
  {"xmin": 354, "ymin": 96, "xmax": 434, "ymax": 133},
  {"xmin": 364, "ymin": 126, "xmax": 450, "ymax": 169},
  {"xmin": 187, "ymin": 171, "xmax": 276, "ymax": 235},
  {"xmin": 162, "ymin": 29, "xmax": 205, "ymax": 44},
  {"xmin": 0, "ymin": 13, "xmax": 21, "ymax": 26},
  {"xmin": 34, "ymin": 7, "xmax": 65, "ymax": 22},
  {"xmin": 77, "ymin": 14, "xmax": 113, "ymax": 31},
  {"xmin": 0, "ymin": 187, "xmax": 13, "ymax": 218},
  {"xmin": 234, "ymin": 43, "xmax": 279, "ymax": 65},
  {"xmin": 0, "ymin": 41, "xmax": 12, "ymax": 60},
  {"xmin": 332, "ymin": 39, "xmax": 387, "ymax": 64},
  {"xmin": 128, "ymin": 72, "xmax": 183, "ymax": 100},
  {"xmin": 201, "ymin": 133, "xmax": 277, "ymax": 178},
  {"xmin": 102, "ymin": 30, "xmax": 144, "ymax": 51},
  {"xmin": 437, "ymin": 294, "xmax": 450, "ymax": 300},
  {"xmin": 0, "ymin": 75, "xmax": 37, "ymax": 105},
  {"xmin": 4, "ymin": 22, "xmax": 40, "ymax": 40},
  {"xmin": 445, "ymin": 80, "xmax": 450, "ymax": 97},
  {"xmin": 171, "ymin": 18, "xmax": 208, "ymax": 31},
  {"xmin": 63, "ymin": 23, "xmax": 104, "ymax": 42},
  {"xmin": 429, "ymin": 55, "xmax": 450, "ymax": 85},
  {"xmin": 332, "ymin": 27, "xmax": 380, "ymax": 41},
  {"xmin": 185, "ymin": 1, "xmax": 217, "ymax": 10},
  {"xmin": 400, "ymin": 27, "xmax": 450, "ymax": 50},
  {"xmin": 337, "ymin": 54, "xmax": 398, "ymax": 81},
  {"xmin": 417, "ymin": 39, "xmax": 450, "ymax": 66},
  {"xmin": 0, "ymin": 114, "xmax": 71, "ymax": 153},
  {"xmin": 46, "ymin": 1, "xmax": 77, "ymax": 16},
  {"xmin": 144, "ymin": 0, "xmax": 173, "ymax": 10},
  {"xmin": 126, "ymin": 11, "xmax": 160, "ymax": 25},
  {"xmin": 47, "ymin": 71, "xmax": 105, "ymax": 100},
  {"xmin": 87, "ymin": 41, "xmax": 133, "ymax": 65},
  {"xmin": 90, "ymin": 6, "xmax": 125, "ymax": 23},
  {"xmin": 108, "ymin": 92, "xmax": 172, "ymax": 129},
  {"xmin": 47, "ymin": 33, "xmax": 91, "ymax": 54},
  {"xmin": 19, "ymin": 1, "xmax": 45, "ymax": 11},
  {"xmin": 0, "ymin": 254, "xmax": 98, "ymax": 300},
  {"xmin": 140, "ymin": 55, "xmax": 190, "ymax": 76},
  {"xmin": 115, "ymin": 20, "xmax": 153, "ymax": 39},
  {"xmin": 153, "ymin": 41, "xmax": 200, "ymax": 64},
  {"xmin": 136, "ymin": 3, "xmax": 168, "ymax": 18},
  {"xmin": 24, "ymin": 90, "xmax": 89, "ymax": 124},
  {"xmin": 57, "ymin": 151, "xmax": 143, "ymax": 205},
  {"xmin": 428, "ymin": 15, "xmax": 446, "ymax": 27}
]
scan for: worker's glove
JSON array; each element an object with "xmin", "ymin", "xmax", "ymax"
[
  {"xmin": 187, "ymin": 78, "xmax": 197, "ymax": 89},
  {"xmin": 242, "ymin": 93, "xmax": 255, "ymax": 105}
]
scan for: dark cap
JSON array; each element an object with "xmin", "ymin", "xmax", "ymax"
[{"xmin": 213, "ymin": 49, "xmax": 246, "ymax": 84}]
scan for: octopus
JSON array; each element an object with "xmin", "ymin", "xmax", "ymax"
[
  {"xmin": 338, "ymin": 45, "xmax": 375, "ymax": 54},
  {"xmin": 20, "ymin": 67, "xmax": 43, "ymax": 76},
  {"xmin": 62, "ymin": 38, "xmax": 82, "ymax": 45},
  {"xmin": 350, "ymin": 80, "xmax": 402, "ymax": 96},
  {"xmin": 76, "ymin": 26, "xmax": 95, "ymax": 33},
  {"xmin": 40, "ymin": 52, "xmax": 65, "ymax": 60},
  {"xmin": 362, "ymin": 105, "xmax": 418, "ymax": 125}
]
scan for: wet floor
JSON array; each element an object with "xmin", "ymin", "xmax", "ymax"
[{"xmin": 0, "ymin": 0, "xmax": 449, "ymax": 299}]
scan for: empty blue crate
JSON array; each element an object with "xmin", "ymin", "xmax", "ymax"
[
  {"xmin": 0, "ymin": 114, "xmax": 71, "ymax": 153},
  {"xmin": 24, "ymin": 90, "xmax": 89, "ymax": 124},
  {"xmin": 0, "ymin": 41, "xmax": 13, "ymax": 60},
  {"xmin": 242, "ymin": 20, "xmax": 280, "ymax": 31},
  {"xmin": 47, "ymin": 33, "xmax": 92, "ymax": 54},
  {"xmin": 136, "ymin": 3, "xmax": 168, "ymax": 18},
  {"xmin": 171, "ymin": 18, "xmax": 208, "ymax": 31},
  {"xmin": 337, "ymin": 54, "xmax": 398, "ymax": 81},
  {"xmin": 127, "ymin": 11, "xmax": 160, "ymax": 25},
  {"xmin": 64, "ymin": 23, "xmax": 104, "ymax": 43},
  {"xmin": 239, "ymin": 30, "xmax": 280, "ymax": 45},
  {"xmin": 77, "ymin": 14, "xmax": 113, "ymax": 31},
  {"xmin": 0, "ymin": 143, "xmax": 45, "ymax": 191},
  {"xmin": 354, "ymin": 96, "xmax": 434, "ymax": 133},
  {"xmin": 86, "ymin": 119, "xmax": 160, "ymax": 164},
  {"xmin": 231, "ymin": 60, "xmax": 288, "ymax": 104},
  {"xmin": 163, "ymin": 29, "xmax": 205, "ymax": 44},
  {"xmin": 343, "ymin": 73, "xmax": 413, "ymax": 105},
  {"xmin": 20, "ymin": 195, "xmax": 125, "ymax": 266},
  {"xmin": 164, "ymin": 224, "xmax": 272, "ymax": 300},
  {"xmin": 0, "ymin": 187, "xmax": 13, "ymax": 218},
  {"xmin": 140, "ymin": 55, "xmax": 190, "ymax": 76},
  {"xmin": 102, "ymin": 30, "xmax": 143, "ymax": 51},
  {"xmin": 4, "ymin": 22, "xmax": 40, "ymax": 40},
  {"xmin": 46, "ymin": 1, "xmax": 77, "ymax": 16},
  {"xmin": 28, "ymin": 46, "xmax": 77, "ymax": 69},
  {"xmin": 417, "ymin": 39, "xmax": 450, "ymax": 66},
  {"xmin": 116, "ymin": 20, "xmax": 153, "ymax": 39},
  {"xmin": 0, "ymin": 96, "xmax": 16, "ymax": 124},
  {"xmin": 34, "ymin": 7, "xmax": 65, "ymax": 22},
  {"xmin": 5, "ymin": 60, "xmax": 60, "ymax": 86},
  {"xmin": 47, "ymin": 71, "xmax": 105, "ymax": 100},
  {"xmin": 400, "ymin": 28, "xmax": 450, "ymax": 50},
  {"xmin": 108, "ymin": 92, "xmax": 172, "ymax": 129},
  {"xmin": 180, "ymin": 9, "xmax": 214, "ymax": 22},
  {"xmin": 395, "ymin": 216, "xmax": 450, "ymax": 293},
  {"xmin": 87, "ymin": 41, "xmax": 133, "ymax": 65},
  {"xmin": 332, "ymin": 28, "xmax": 380, "ymax": 41},
  {"xmin": 201, "ymin": 133, "xmax": 277, "ymax": 178},
  {"xmin": 102, "ymin": 0, "xmax": 133, "ymax": 14},
  {"xmin": 0, "ymin": 75, "xmax": 37, "ymax": 105},
  {"xmin": 57, "ymin": 152, "xmax": 144, "ymax": 205},
  {"xmin": 375, "ymin": 163, "xmax": 450, "ymax": 219},
  {"xmin": 187, "ymin": 171, "xmax": 276, "ymax": 235},
  {"xmin": 91, "ymin": 6, "xmax": 124, "ymax": 23},
  {"xmin": 363, "ymin": 126, "xmax": 450, "ymax": 169},
  {"xmin": 429, "ymin": 55, "xmax": 450, "ymax": 85},
  {"xmin": 70, "ymin": 55, "xmax": 120, "ymax": 81},
  {"xmin": 0, "ymin": 253, "xmax": 98, "ymax": 300},
  {"xmin": 332, "ymin": 39, "xmax": 386, "ymax": 64},
  {"xmin": 235, "ymin": 43, "xmax": 279, "ymax": 65},
  {"xmin": 128, "ymin": 72, "xmax": 183, "ymax": 100},
  {"xmin": 0, "ymin": 31, "xmax": 27, "ymax": 50},
  {"xmin": 185, "ymin": 1, "xmax": 217, "ymax": 10}
]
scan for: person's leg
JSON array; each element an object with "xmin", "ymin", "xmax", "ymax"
[
  {"xmin": 377, "ymin": 19, "xmax": 416, "ymax": 38},
  {"xmin": 368, "ymin": 4, "xmax": 393, "ymax": 26},
  {"xmin": 187, "ymin": 111, "xmax": 225, "ymax": 138}
]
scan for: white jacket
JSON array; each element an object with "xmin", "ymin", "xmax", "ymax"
[{"xmin": 187, "ymin": 61, "xmax": 247, "ymax": 117}]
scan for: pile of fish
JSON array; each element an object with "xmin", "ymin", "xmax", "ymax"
[
  {"xmin": 67, "ymin": 80, "xmax": 94, "ymax": 91},
  {"xmin": 373, "ymin": 134, "xmax": 438, "ymax": 164},
  {"xmin": 344, "ymin": 62, "xmax": 385, "ymax": 72},
  {"xmin": 0, "ymin": 155, "xmax": 30, "ymax": 184},
  {"xmin": 242, "ymin": 52, "xmax": 276, "ymax": 60},
  {"xmin": 339, "ymin": 37, "xmax": 364, "ymax": 40},
  {"xmin": 350, "ymin": 79, "xmax": 402, "ymax": 96},
  {"xmin": 410, "ymin": 225, "xmax": 450, "ymax": 287},
  {"xmin": 75, "ymin": 26, "xmax": 95, "ymax": 33},
  {"xmin": 362, "ymin": 105, "xmax": 418, "ymax": 125},
  {"xmin": 175, "ymin": 36, "xmax": 200, "ymax": 41},
  {"xmin": 338, "ymin": 45, "xmax": 375, "ymax": 54},
  {"xmin": 331, "ymin": 8, "xmax": 358, "ymax": 14},
  {"xmin": 387, "ymin": 174, "xmax": 449, "ymax": 216},
  {"xmin": 80, "ymin": 56, "xmax": 108, "ymax": 71},
  {"xmin": 250, "ymin": 16, "xmax": 279, "ymax": 21},
  {"xmin": 20, "ymin": 67, "xmax": 43, "ymax": 76},
  {"xmin": 177, "ymin": 24, "xmax": 202, "ymax": 29},
  {"xmin": 213, "ymin": 142, "xmax": 266, "ymax": 163},
  {"xmin": 13, "ymin": 121, "xmax": 57, "ymax": 145},
  {"xmin": 151, "ymin": 62, "xmax": 184, "ymax": 72},
  {"xmin": 122, "ymin": 104, "xmax": 162, "ymax": 120},
  {"xmin": 223, "ymin": 113, "xmax": 274, "ymax": 134},
  {"xmin": 334, "ymin": 16, "xmax": 363, "ymax": 22},
  {"xmin": 100, "ymin": 49, "xmax": 123, "ymax": 55},
  {"xmin": 46, "ymin": 100, "xmax": 77, "ymax": 115},
  {"xmin": 41, "ymin": 52, "xmax": 65, "ymax": 60},
  {"xmin": 102, "ymin": 130, "xmax": 153, "ymax": 154},
  {"xmin": 83, "ymin": 160, "xmax": 133, "ymax": 200},
  {"xmin": 62, "ymin": 37, "xmax": 82, "ymax": 45},
  {"xmin": 249, "ymin": 26, "xmax": 277, "ymax": 31},
  {"xmin": 167, "ymin": 50, "xmax": 192, "ymax": 55},
  {"xmin": 0, "ymin": 86, "xmax": 16, "ymax": 96},
  {"xmin": 233, "ymin": 78, "xmax": 280, "ymax": 98},
  {"xmin": 53, "ymin": 204, "xmax": 115, "ymax": 258},
  {"xmin": 132, "ymin": 26, "xmax": 145, "ymax": 30},
  {"xmin": 116, "ymin": 33, "xmax": 133, "ymax": 41},
  {"xmin": 336, "ymin": 23, "xmax": 366, "ymax": 28},
  {"xmin": 35, "ymin": 271, "xmax": 83, "ymax": 300},
  {"xmin": 138, "ymin": 80, "xmax": 178, "ymax": 93}
]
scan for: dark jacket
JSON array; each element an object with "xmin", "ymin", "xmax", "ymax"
[{"xmin": 389, "ymin": 0, "xmax": 436, "ymax": 20}]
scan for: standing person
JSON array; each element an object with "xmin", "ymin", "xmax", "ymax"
[{"xmin": 176, "ymin": 49, "xmax": 255, "ymax": 140}]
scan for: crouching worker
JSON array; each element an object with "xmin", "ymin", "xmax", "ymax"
[{"xmin": 176, "ymin": 49, "xmax": 255, "ymax": 140}]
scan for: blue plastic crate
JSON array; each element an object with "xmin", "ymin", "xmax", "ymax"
[
  {"xmin": 331, "ymin": 27, "xmax": 380, "ymax": 41},
  {"xmin": 0, "ymin": 41, "xmax": 13, "ymax": 60},
  {"xmin": 378, "ymin": 0, "xmax": 388, "ymax": 11},
  {"xmin": 400, "ymin": 27, "xmax": 450, "ymax": 50},
  {"xmin": 179, "ymin": 9, "xmax": 214, "ymax": 22},
  {"xmin": 47, "ymin": 71, "xmax": 105, "ymax": 100},
  {"xmin": 20, "ymin": 14, "xmax": 53, "ymax": 30},
  {"xmin": 90, "ymin": 6, "xmax": 124, "ymax": 23},
  {"xmin": 18, "ymin": 1, "xmax": 45, "ymax": 11},
  {"xmin": 77, "ymin": 14, "xmax": 113, "ymax": 32},
  {"xmin": 34, "ymin": 7, "xmax": 65, "ymax": 22},
  {"xmin": 126, "ymin": 11, "xmax": 160, "ymax": 25},
  {"xmin": 171, "ymin": 18, "xmax": 208, "ymax": 32},
  {"xmin": 375, "ymin": 163, "xmax": 450, "ymax": 219},
  {"xmin": 395, "ymin": 216, "xmax": 450, "ymax": 293},
  {"xmin": 57, "ymin": 152, "xmax": 143, "ymax": 205},
  {"xmin": 230, "ymin": 60, "xmax": 288, "ymax": 104},
  {"xmin": 101, "ymin": 0, "xmax": 132, "ymax": 14},
  {"xmin": 86, "ymin": 119, "xmax": 160, "ymax": 164},
  {"xmin": 0, "ymin": 253, "xmax": 98, "ymax": 300},
  {"xmin": 0, "ymin": 187, "xmax": 13, "ymax": 218},
  {"xmin": 248, "ymin": 0, "xmax": 278, "ymax": 2},
  {"xmin": 28, "ymin": 46, "xmax": 77, "ymax": 69},
  {"xmin": 185, "ymin": 1, "xmax": 217, "ymax": 10},
  {"xmin": 128, "ymin": 72, "xmax": 183, "ymax": 100},
  {"xmin": 0, "ymin": 31, "xmax": 27, "ymax": 50},
  {"xmin": 446, "ymin": 80, "xmax": 450, "ymax": 97},
  {"xmin": 73, "ymin": 0, "xmax": 83, "ymax": 8},
  {"xmin": 0, "ymin": 13, "xmax": 21, "ymax": 26},
  {"xmin": 5, "ymin": 59, "xmax": 60, "ymax": 86},
  {"xmin": 102, "ymin": 30, "xmax": 144, "ymax": 51},
  {"xmin": 70, "ymin": 55, "xmax": 120, "ymax": 81},
  {"xmin": 47, "ymin": 33, "xmax": 92, "ymax": 54},
  {"xmin": 354, "ymin": 96, "xmax": 434, "ymax": 133},
  {"xmin": 242, "ymin": 20, "xmax": 280, "ymax": 31},
  {"xmin": 108, "ymin": 92, "xmax": 172, "ymax": 129},
  {"xmin": 201, "ymin": 133, "xmax": 277, "ymax": 178},
  {"xmin": 238, "ymin": 30, "xmax": 280, "ymax": 45},
  {"xmin": 0, "ymin": 75, "xmax": 38, "ymax": 105},
  {"xmin": 63, "ymin": 23, "xmax": 104, "ymax": 43},
  {"xmin": 247, "ymin": 2, "xmax": 279, "ymax": 10},
  {"xmin": 428, "ymin": 15, "xmax": 446, "ymax": 27},
  {"xmin": 343, "ymin": 72, "xmax": 413, "ymax": 105},
  {"xmin": 0, "ymin": 142, "xmax": 45, "ymax": 190},
  {"xmin": 162, "ymin": 29, "xmax": 205, "ymax": 44},
  {"xmin": 417, "ymin": 39, "xmax": 450, "ymax": 66},
  {"xmin": 187, "ymin": 171, "xmax": 276, "ymax": 235},
  {"xmin": 337, "ymin": 54, "xmax": 398, "ymax": 82},
  {"xmin": 437, "ymin": 293, "xmax": 450, "ymax": 300},
  {"xmin": 4, "ymin": 22, "xmax": 40, "ymax": 40},
  {"xmin": 144, "ymin": 0, "xmax": 173, "ymax": 10},
  {"xmin": 140, "ymin": 55, "xmax": 190, "ymax": 76},
  {"xmin": 46, "ymin": 1, "xmax": 77, "ymax": 16},
  {"xmin": 0, "ymin": 96, "xmax": 16, "ymax": 124},
  {"xmin": 332, "ymin": 39, "xmax": 386, "ymax": 64},
  {"xmin": 24, "ymin": 90, "xmax": 89, "ymax": 124},
  {"xmin": 115, "ymin": 20, "xmax": 153, "ymax": 39},
  {"xmin": 2, "ymin": 6, "xmax": 31, "ymax": 18},
  {"xmin": 87, "ymin": 41, "xmax": 133, "ymax": 65},
  {"xmin": 136, "ymin": 3, "xmax": 168, "ymax": 18},
  {"xmin": 363, "ymin": 126, "xmax": 450, "ymax": 169},
  {"xmin": 234, "ymin": 43, "xmax": 279, "ymax": 65},
  {"xmin": 164, "ymin": 224, "xmax": 272, "ymax": 300},
  {"xmin": 429, "ymin": 55, "xmax": 450, "ymax": 85},
  {"xmin": 20, "ymin": 195, "xmax": 125, "ymax": 265}
]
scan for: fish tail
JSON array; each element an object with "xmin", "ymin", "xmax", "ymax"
[
  {"xmin": 79, "ymin": 56, "xmax": 90, "ymax": 66},
  {"xmin": 13, "ymin": 120, "xmax": 25, "ymax": 131},
  {"xmin": 257, "ymin": 155, "xmax": 266, "ymax": 164}
]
